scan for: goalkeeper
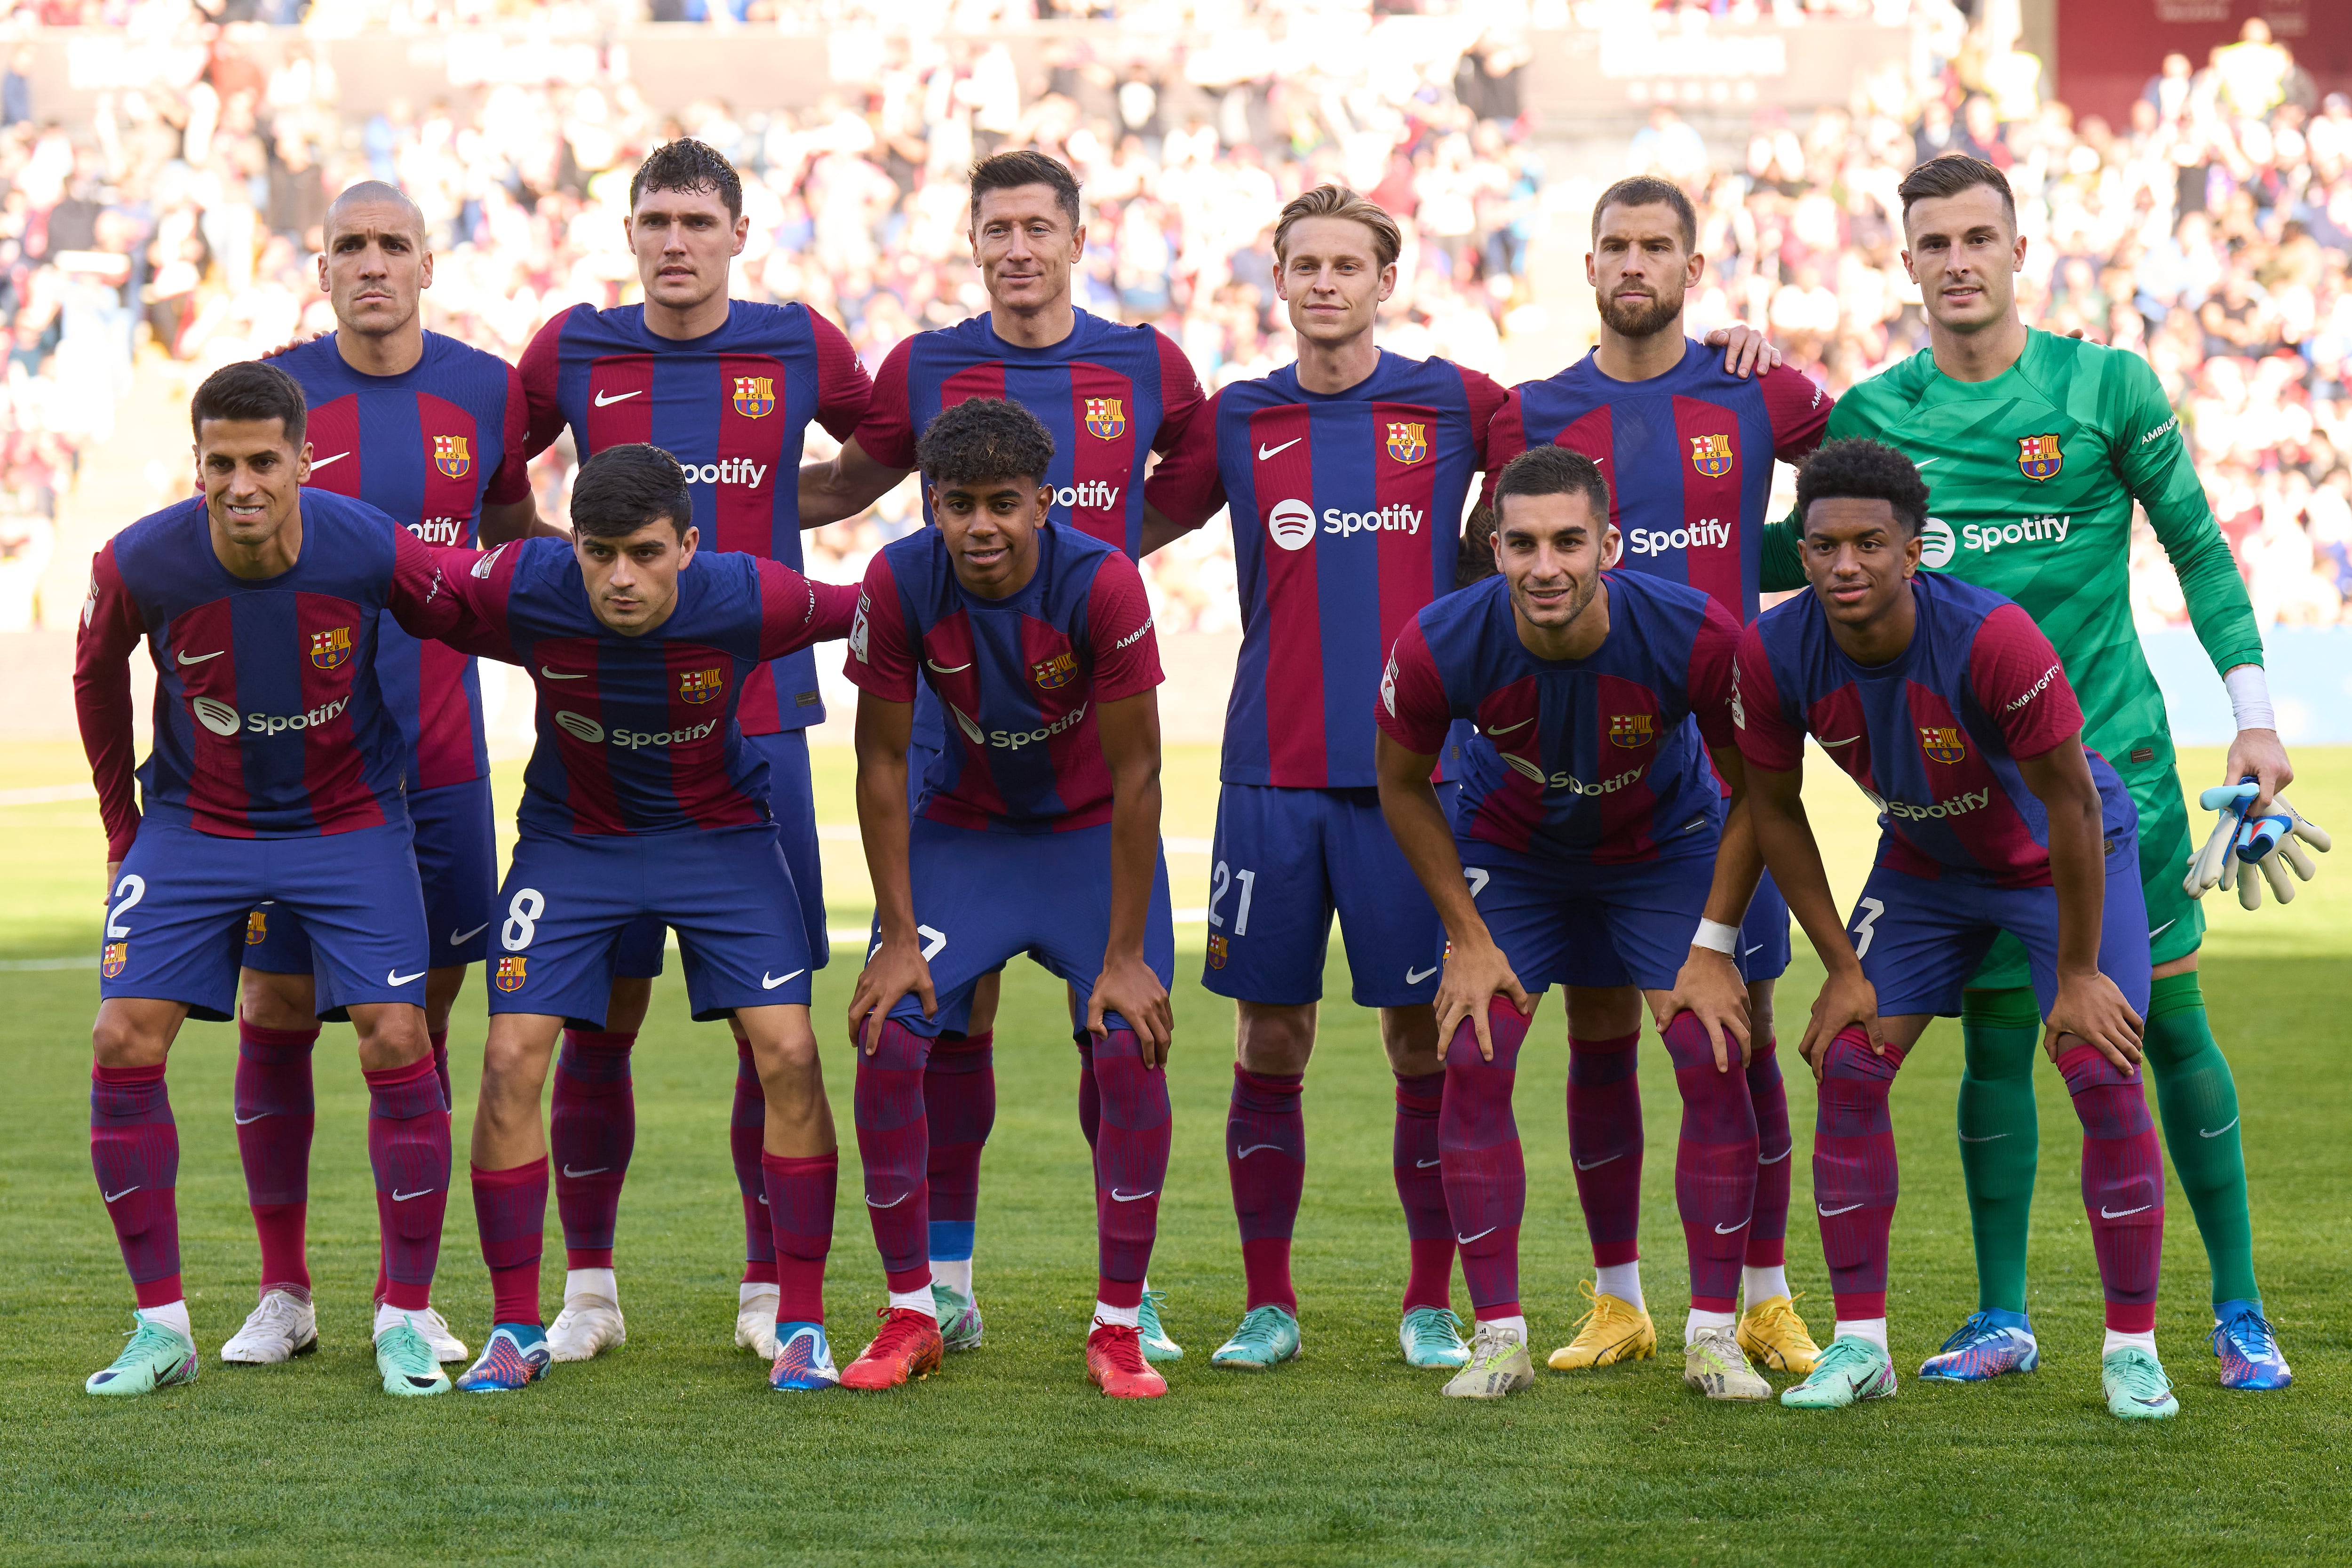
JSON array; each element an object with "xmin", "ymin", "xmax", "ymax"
[{"xmin": 1760, "ymin": 154, "xmax": 2297, "ymax": 1391}]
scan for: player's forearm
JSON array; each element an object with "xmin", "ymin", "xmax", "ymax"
[
  {"xmin": 855, "ymin": 753, "xmax": 919, "ymax": 944},
  {"xmin": 1103, "ymin": 762, "xmax": 1162, "ymax": 960},
  {"xmin": 1701, "ymin": 790, "xmax": 1765, "ymax": 928},
  {"xmin": 1376, "ymin": 766, "xmax": 1487, "ymax": 946},
  {"xmin": 1758, "ymin": 517, "xmax": 1805, "ymax": 595},
  {"xmin": 1137, "ymin": 505, "xmax": 1194, "ymax": 558},
  {"xmin": 1748, "ymin": 774, "xmax": 1856, "ymax": 973},
  {"xmin": 73, "ymin": 653, "xmax": 140, "ymax": 861},
  {"xmin": 2042, "ymin": 779, "xmax": 2109, "ymax": 978},
  {"xmin": 798, "ymin": 444, "xmax": 906, "ymax": 528},
  {"xmin": 478, "ymin": 498, "xmax": 557, "ymax": 547},
  {"xmin": 2169, "ymin": 526, "xmax": 2268, "ymax": 676}
]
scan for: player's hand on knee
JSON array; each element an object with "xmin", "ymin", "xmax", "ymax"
[
  {"xmin": 1088, "ymin": 953, "xmax": 1173, "ymax": 1067},
  {"xmin": 1801, "ymin": 965, "xmax": 1882, "ymax": 1080},
  {"xmin": 1436, "ymin": 938, "xmax": 1528, "ymax": 1063},
  {"xmin": 1701, "ymin": 324, "xmax": 1781, "ymax": 379},
  {"xmin": 849, "ymin": 942, "xmax": 935, "ymax": 1055},
  {"xmin": 1653, "ymin": 950, "xmax": 1751, "ymax": 1072},
  {"xmin": 2044, "ymin": 972, "xmax": 2143, "ymax": 1069}
]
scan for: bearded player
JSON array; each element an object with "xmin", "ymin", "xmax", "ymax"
[
  {"xmin": 222, "ymin": 180, "xmax": 547, "ymax": 1371},
  {"xmin": 515, "ymin": 138, "xmax": 873, "ymax": 1362},
  {"xmin": 799, "ymin": 149, "xmax": 1205, "ymax": 1360},
  {"xmin": 1759, "ymin": 155, "xmax": 2294, "ymax": 1389},
  {"xmin": 1481, "ymin": 175, "xmax": 1830, "ymax": 1377}
]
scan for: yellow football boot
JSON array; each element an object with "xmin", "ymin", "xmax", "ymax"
[
  {"xmin": 1737, "ymin": 1293, "xmax": 1821, "ymax": 1376},
  {"xmin": 1546, "ymin": 1280, "xmax": 1657, "ymax": 1371}
]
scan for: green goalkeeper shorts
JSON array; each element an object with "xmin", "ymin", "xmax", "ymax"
[{"xmin": 1967, "ymin": 740, "xmax": 2206, "ymax": 992}]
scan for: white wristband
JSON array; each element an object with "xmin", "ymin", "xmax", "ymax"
[
  {"xmin": 2224, "ymin": 663, "xmax": 2274, "ymax": 732},
  {"xmin": 1692, "ymin": 918, "xmax": 1739, "ymax": 954}
]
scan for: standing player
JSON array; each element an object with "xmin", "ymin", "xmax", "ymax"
[
  {"xmin": 1141, "ymin": 184, "xmax": 1505, "ymax": 1373},
  {"xmin": 799, "ymin": 149, "xmax": 1204, "ymax": 1358},
  {"xmin": 423, "ymin": 444, "xmax": 860, "ymax": 1393},
  {"xmin": 1736, "ymin": 439, "xmax": 2177, "ymax": 1420},
  {"xmin": 1479, "ymin": 175, "xmax": 1829, "ymax": 1377},
  {"xmin": 1374, "ymin": 446, "xmax": 1779, "ymax": 1402},
  {"xmin": 515, "ymin": 139, "xmax": 872, "ymax": 1361},
  {"xmin": 222, "ymin": 180, "xmax": 543, "ymax": 1369},
  {"xmin": 841, "ymin": 398, "xmax": 1176, "ymax": 1400},
  {"xmin": 1759, "ymin": 155, "xmax": 2293, "ymax": 1389},
  {"xmin": 73, "ymin": 360, "xmax": 465, "ymax": 1399}
]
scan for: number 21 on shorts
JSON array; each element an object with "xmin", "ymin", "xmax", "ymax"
[{"xmin": 1208, "ymin": 860, "xmax": 1255, "ymax": 936}]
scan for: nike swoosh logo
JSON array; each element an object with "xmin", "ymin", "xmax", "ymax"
[
  {"xmin": 1742, "ymin": 943, "xmax": 1764, "ymax": 958},
  {"xmin": 542, "ymin": 668, "xmax": 588, "ymax": 680},
  {"xmin": 1575, "ymin": 1154, "xmax": 1623, "ymax": 1170},
  {"xmin": 103, "ymin": 1186, "xmax": 140, "ymax": 1202},
  {"xmin": 1817, "ymin": 1202, "xmax": 1864, "ymax": 1216},
  {"xmin": 2149, "ymin": 918, "xmax": 2177, "ymax": 939},
  {"xmin": 866, "ymin": 1193, "xmax": 910, "ymax": 1208},
  {"xmin": 1821, "ymin": 735, "xmax": 1861, "ymax": 747},
  {"xmin": 563, "ymin": 1165, "xmax": 608, "ymax": 1178},
  {"xmin": 1959, "ymin": 1132, "xmax": 2009, "ymax": 1143},
  {"xmin": 1257, "ymin": 438, "xmax": 1301, "ymax": 461},
  {"xmin": 1111, "ymin": 1189, "xmax": 1156, "ymax": 1202},
  {"xmin": 177, "ymin": 649, "xmax": 223, "ymax": 665},
  {"xmin": 1757, "ymin": 1147, "xmax": 1791, "ymax": 1164},
  {"xmin": 392, "ymin": 1189, "xmax": 437, "ymax": 1202},
  {"xmin": 925, "ymin": 659, "xmax": 973, "ymax": 674},
  {"xmin": 1484, "ymin": 716, "xmax": 1533, "ymax": 735},
  {"xmin": 2100, "ymin": 1204, "xmax": 2151, "ymax": 1219},
  {"xmin": 1234, "ymin": 1144, "xmax": 1283, "ymax": 1159},
  {"xmin": 1405, "ymin": 965, "xmax": 1438, "ymax": 985},
  {"xmin": 234, "ymin": 1112, "xmax": 267, "ymax": 1125},
  {"xmin": 1914, "ymin": 457, "xmax": 1938, "ymax": 467},
  {"xmin": 594, "ymin": 389, "xmax": 641, "ymax": 406},
  {"xmin": 308, "ymin": 451, "xmax": 349, "ymax": 470},
  {"xmin": 1714, "ymin": 1219, "xmax": 1749, "ymax": 1234},
  {"xmin": 1416, "ymin": 1158, "xmax": 1440, "ymax": 1169},
  {"xmin": 1455, "ymin": 1226, "xmax": 1496, "ymax": 1244},
  {"xmin": 388, "ymin": 970, "xmax": 424, "ymax": 986},
  {"xmin": 762, "ymin": 969, "xmax": 806, "ymax": 990},
  {"xmin": 2200, "ymin": 1117, "xmax": 2239, "ymax": 1138},
  {"xmin": 451, "ymin": 923, "xmax": 489, "ymax": 946}
]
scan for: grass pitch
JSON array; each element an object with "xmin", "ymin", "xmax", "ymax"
[{"xmin": 1, "ymin": 745, "xmax": 2347, "ymax": 1565}]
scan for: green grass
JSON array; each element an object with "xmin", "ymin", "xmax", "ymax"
[{"xmin": 1, "ymin": 748, "xmax": 2348, "ymax": 1563}]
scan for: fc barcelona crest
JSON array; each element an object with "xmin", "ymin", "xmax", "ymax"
[
  {"xmin": 1920, "ymin": 725, "xmax": 1968, "ymax": 764},
  {"xmin": 679, "ymin": 667, "xmax": 725, "ymax": 705},
  {"xmin": 246, "ymin": 910, "xmax": 268, "ymax": 946},
  {"xmin": 1032, "ymin": 651, "xmax": 1078, "ymax": 690},
  {"xmin": 494, "ymin": 955, "xmax": 527, "ymax": 993},
  {"xmin": 102, "ymin": 941, "xmax": 127, "ymax": 979},
  {"xmin": 310, "ymin": 625, "xmax": 352, "ymax": 670},
  {"xmin": 433, "ymin": 433, "xmax": 471, "ymax": 479},
  {"xmin": 1609, "ymin": 713, "xmax": 1655, "ymax": 749},
  {"xmin": 1085, "ymin": 397, "xmax": 1126, "ymax": 440},
  {"xmin": 733, "ymin": 375, "xmax": 776, "ymax": 418},
  {"xmin": 1688, "ymin": 432, "xmax": 1735, "ymax": 478},
  {"xmin": 1207, "ymin": 933, "xmax": 1227, "ymax": 970},
  {"xmin": 1387, "ymin": 421, "xmax": 1428, "ymax": 464},
  {"xmin": 2017, "ymin": 433, "xmax": 2062, "ymax": 481}
]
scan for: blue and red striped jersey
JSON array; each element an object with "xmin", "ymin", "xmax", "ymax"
[
  {"xmin": 851, "ymin": 309, "xmax": 1205, "ymax": 559},
  {"xmin": 278, "ymin": 330, "xmax": 531, "ymax": 794},
  {"xmin": 1147, "ymin": 350, "xmax": 1506, "ymax": 789},
  {"xmin": 518, "ymin": 300, "xmax": 871, "ymax": 735},
  {"xmin": 432, "ymin": 537, "xmax": 858, "ymax": 838},
  {"xmin": 844, "ymin": 523, "xmax": 1162, "ymax": 835},
  {"xmin": 1483, "ymin": 342, "xmax": 1830, "ymax": 620},
  {"xmin": 1733, "ymin": 570, "xmax": 2130, "ymax": 888},
  {"xmin": 1379, "ymin": 570, "xmax": 1741, "ymax": 864},
  {"xmin": 74, "ymin": 493, "xmax": 459, "ymax": 860}
]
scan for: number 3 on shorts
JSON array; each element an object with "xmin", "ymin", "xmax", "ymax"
[
  {"xmin": 501, "ymin": 887, "xmax": 546, "ymax": 952},
  {"xmin": 1850, "ymin": 896, "xmax": 1885, "ymax": 960}
]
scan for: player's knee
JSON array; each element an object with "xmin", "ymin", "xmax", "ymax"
[
  {"xmin": 1235, "ymin": 1001, "xmax": 1315, "ymax": 1073},
  {"xmin": 604, "ymin": 976, "xmax": 653, "ymax": 1034},
  {"xmin": 90, "ymin": 1006, "xmax": 168, "ymax": 1069},
  {"xmin": 238, "ymin": 968, "xmax": 315, "ymax": 1032},
  {"xmin": 1376, "ymin": 1003, "xmax": 1441, "ymax": 1074},
  {"xmin": 1819, "ymin": 1028, "xmax": 1902, "ymax": 1086},
  {"xmin": 351, "ymin": 1003, "xmax": 430, "ymax": 1068},
  {"xmin": 1564, "ymin": 985, "xmax": 1642, "ymax": 1041}
]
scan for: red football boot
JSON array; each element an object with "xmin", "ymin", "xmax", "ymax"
[
  {"xmin": 840, "ymin": 1307, "xmax": 944, "ymax": 1391},
  {"xmin": 1086, "ymin": 1322, "xmax": 1168, "ymax": 1399}
]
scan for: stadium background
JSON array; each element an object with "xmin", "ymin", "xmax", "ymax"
[{"xmin": 1, "ymin": 1, "xmax": 2349, "ymax": 1562}]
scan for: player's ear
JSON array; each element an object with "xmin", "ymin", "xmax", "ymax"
[
  {"xmin": 316, "ymin": 247, "xmax": 329, "ymax": 294},
  {"xmin": 294, "ymin": 441, "xmax": 311, "ymax": 484},
  {"xmin": 1684, "ymin": 249, "xmax": 1704, "ymax": 289},
  {"xmin": 1601, "ymin": 524, "xmax": 1622, "ymax": 568},
  {"xmin": 1898, "ymin": 246, "xmax": 1917, "ymax": 284},
  {"xmin": 676, "ymin": 523, "xmax": 699, "ymax": 565},
  {"xmin": 732, "ymin": 212, "xmax": 749, "ymax": 256},
  {"xmin": 1585, "ymin": 250, "xmax": 1597, "ymax": 287},
  {"xmin": 2010, "ymin": 228, "xmax": 2026, "ymax": 273},
  {"xmin": 418, "ymin": 247, "xmax": 433, "ymax": 290},
  {"xmin": 1903, "ymin": 523, "xmax": 1923, "ymax": 575},
  {"xmin": 1069, "ymin": 221, "xmax": 1085, "ymax": 259},
  {"xmin": 1376, "ymin": 262, "xmax": 1397, "ymax": 303}
]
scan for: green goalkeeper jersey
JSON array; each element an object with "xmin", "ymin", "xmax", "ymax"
[{"xmin": 1762, "ymin": 329, "xmax": 2265, "ymax": 765}]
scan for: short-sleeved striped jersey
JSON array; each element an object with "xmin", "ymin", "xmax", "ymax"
[
  {"xmin": 278, "ymin": 331, "xmax": 531, "ymax": 793},
  {"xmin": 518, "ymin": 300, "xmax": 871, "ymax": 735}
]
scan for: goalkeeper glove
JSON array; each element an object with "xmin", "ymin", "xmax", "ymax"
[{"xmin": 2186, "ymin": 778, "xmax": 2331, "ymax": 908}]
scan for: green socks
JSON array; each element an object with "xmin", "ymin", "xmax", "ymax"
[
  {"xmin": 2142, "ymin": 971, "xmax": 2260, "ymax": 1308},
  {"xmin": 1957, "ymin": 988, "xmax": 2042, "ymax": 1316}
]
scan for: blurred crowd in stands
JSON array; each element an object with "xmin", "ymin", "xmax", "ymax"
[{"xmin": 0, "ymin": 0, "xmax": 2345, "ymax": 643}]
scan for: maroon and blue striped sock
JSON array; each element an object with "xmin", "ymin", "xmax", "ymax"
[
  {"xmin": 235, "ymin": 1022, "xmax": 316, "ymax": 1297},
  {"xmin": 1091, "ymin": 1028, "xmax": 1170, "ymax": 1310},
  {"xmin": 1441, "ymin": 1001, "xmax": 1533, "ymax": 1321},
  {"xmin": 550, "ymin": 1029, "xmax": 634, "ymax": 1271},
  {"xmin": 92, "ymin": 1062, "xmax": 182, "ymax": 1309},
  {"xmin": 366, "ymin": 1056, "xmax": 450, "ymax": 1313},
  {"xmin": 762, "ymin": 1150, "xmax": 836, "ymax": 1325},
  {"xmin": 1227, "ymin": 1065, "xmax": 1305, "ymax": 1313},
  {"xmin": 1075, "ymin": 1038, "xmax": 1101, "ymax": 1149},
  {"xmin": 1393, "ymin": 1069, "xmax": 1455, "ymax": 1314},
  {"xmin": 2058, "ymin": 1043, "xmax": 2166, "ymax": 1334},
  {"xmin": 729, "ymin": 1037, "xmax": 776, "ymax": 1286},
  {"xmin": 923, "ymin": 1030, "xmax": 995, "ymax": 1272},
  {"xmin": 1662, "ymin": 1012, "xmax": 1759, "ymax": 1313},
  {"xmin": 855, "ymin": 1019, "xmax": 934, "ymax": 1294},
  {"xmin": 428, "ymin": 1028, "xmax": 452, "ymax": 1114},
  {"xmin": 472, "ymin": 1157, "xmax": 548, "ymax": 1326},
  {"xmin": 1813, "ymin": 1026, "xmax": 1906, "ymax": 1323},
  {"xmin": 1743, "ymin": 1035, "xmax": 1792, "ymax": 1279},
  {"xmin": 1566, "ymin": 1030, "xmax": 1643, "ymax": 1270}
]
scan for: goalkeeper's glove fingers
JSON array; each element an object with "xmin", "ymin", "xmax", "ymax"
[
  {"xmin": 2280, "ymin": 795, "xmax": 2331, "ymax": 855},
  {"xmin": 2185, "ymin": 814, "xmax": 2239, "ymax": 897}
]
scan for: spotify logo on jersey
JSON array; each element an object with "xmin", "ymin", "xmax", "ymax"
[
  {"xmin": 1920, "ymin": 517, "xmax": 1955, "ymax": 569},
  {"xmin": 1267, "ymin": 498, "xmax": 1316, "ymax": 552}
]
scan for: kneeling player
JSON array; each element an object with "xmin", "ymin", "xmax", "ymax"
[
  {"xmin": 843, "ymin": 398, "xmax": 1176, "ymax": 1399},
  {"xmin": 1375, "ymin": 445, "xmax": 1778, "ymax": 1401},
  {"xmin": 424, "ymin": 444, "xmax": 860, "ymax": 1393},
  {"xmin": 1735, "ymin": 439, "xmax": 2174, "ymax": 1420}
]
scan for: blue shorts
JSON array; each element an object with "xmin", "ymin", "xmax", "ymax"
[
  {"xmin": 1201, "ymin": 783, "xmax": 1447, "ymax": 1009},
  {"xmin": 1850, "ymin": 828, "xmax": 2153, "ymax": 1020},
  {"xmin": 492, "ymin": 823, "xmax": 814, "ymax": 1027},
  {"xmin": 101, "ymin": 820, "xmax": 430, "ymax": 1023},
  {"xmin": 1740, "ymin": 870, "xmax": 1791, "ymax": 983},
  {"xmin": 614, "ymin": 728, "xmax": 825, "ymax": 980},
  {"xmin": 873, "ymin": 816, "xmax": 1175, "ymax": 1038},
  {"xmin": 1462, "ymin": 837, "xmax": 1760, "ymax": 994},
  {"xmin": 244, "ymin": 774, "xmax": 496, "ymax": 978}
]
